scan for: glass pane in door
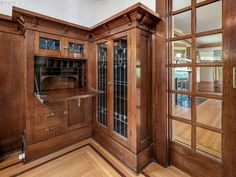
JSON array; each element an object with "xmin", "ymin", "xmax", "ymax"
[
  {"xmin": 98, "ymin": 43, "xmax": 107, "ymax": 126},
  {"xmin": 113, "ymin": 38, "xmax": 128, "ymax": 138}
]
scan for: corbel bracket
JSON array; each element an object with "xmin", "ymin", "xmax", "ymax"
[
  {"xmin": 103, "ymin": 24, "xmax": 110, "ymax": 33},
  {"xmin": 16, "ymin": 15, "xmax": 26, "ymax": 34},
  {"xmin": 63, "ymin": 25, "xmax": 69, "ymax": 34},
  {"xmin": 139, "ymin": 14, "xmax": 148, "ymax": 25},
  {"xmin": 124, "ymin": 14, "xmax": 132, "ymax": 25},
  {"xmin": 32, "ymin": 16, "xmax": 38, "ymax": 27}
]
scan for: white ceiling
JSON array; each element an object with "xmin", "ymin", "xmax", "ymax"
[{"xmin": 0, "ymin": 0, "xmax": 156, "ymax": 27}]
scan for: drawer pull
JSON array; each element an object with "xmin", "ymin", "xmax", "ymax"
[
  {"xmin": 45, "ymin": 127, "xmax": 56, "ymax": 132},
  {"xmin": 46, "ymin": 113, "xmax": 56, "ymax": 119}
]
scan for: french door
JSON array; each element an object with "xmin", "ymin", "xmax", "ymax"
[{"xmin": 168, "ymin": 0, "xmax": 224, "ymax": 176}]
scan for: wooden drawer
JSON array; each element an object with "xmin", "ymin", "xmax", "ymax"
[
  {"xmin": 33, "ymin": 108, "xmax": 68, "ymax": 131},
  {"xmin": 34, "ymin": 100, "xmax": 67, "ymax": 111},
  {"xmin": 33, "ymin": 125, "xmax": 65, "ymax": 143}
]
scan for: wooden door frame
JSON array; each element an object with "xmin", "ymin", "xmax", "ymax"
[{"xmin": 154, "ymin": 0, "xmax": 236, "ymax": 176}]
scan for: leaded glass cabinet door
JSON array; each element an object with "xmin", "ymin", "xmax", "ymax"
[
  {"xmin": 35, "ymin": 32, "xmax": 63, "ymax": 57},
  {"xmin": 113, "ymin": 37, "xmax": 128, "ymax": 140},
  {"xmin": 97, "ymin": 43, "xmax": 108, "ymax": 128},
  {"xmin": 64, "ymin": 38, "xmax": 87, "ymax": 59}
]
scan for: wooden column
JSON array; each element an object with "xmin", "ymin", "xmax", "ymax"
[
  {"xmin": 223, "ymin": 0, "xmax": 236, "ymax": 176},
  {"xmin": 152, "ymin": 0, "xmax": 168, "ymax": 167}
]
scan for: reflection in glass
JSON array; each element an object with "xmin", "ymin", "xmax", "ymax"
[
  {"xmin": 172, "ymin": 40, "xmax": 192, "ymax": 64},
  {"xmin": 98, "ymin": 43, "xmax": 107, "ymax": 126},
  {"xmin": 172, "ymin": 67, "xmax": 192, "ymax": 91},
  {"xmin": 196, "ymin": 67, "xmax": 223, "ymax": 94},
  {"xmin": 196, "ymin": 34, "xmax": 222, "ymax": 63},
  {"xmin": 172, "ymin": 93, "xmax": 191, "ymax": 120},
  {"xmin": 172, "ymin": 120, "xmax": 191, "ymax": 146},
  {"xmin": 196, "ymin": 97, "xmax": 222, "ymax": 129},
  {"xmin": 196, "ymin": 1, "xmax": 222, "ymax": 33},
  {"xmin": 39, "ymin": 37, "xmax": 60, "ymax": 51},
  {"xmin": 113, "ymin": 38, "xmax": 128, "ymax": 138},
  {"xmin": 172, "ymin": 11, "xmax": 191, "ymax": 37},
  {"xmin": 196, "ymin": 127, "xmax": 222, "ymax": 158},
  {"xmin": 69, "ymin": 43, "xmax": 84, "ymax": 53},
  {"xmin": 172, "ymin": 0, "xmax": 191, "ymax": 11}
]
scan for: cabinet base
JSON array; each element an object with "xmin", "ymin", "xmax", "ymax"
[
  {"xmin": 93, "ymin": 129, "xmax": 152, "ymax": 174},
  {"xmin": 24, "ymin": 126, "xmax": 92, "ymax": 163}
]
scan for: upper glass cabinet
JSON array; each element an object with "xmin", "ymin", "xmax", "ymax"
[
  {"xmin": 39, "ymin": 37, "xmax": 60, "ymax": 51},
  {"xmin": 68, "ymin": 43, "xmax": 84, "ymax": 54},
  {"xmin": 35, "ymin": 32, "xmax": 87, "ymax": 59}
]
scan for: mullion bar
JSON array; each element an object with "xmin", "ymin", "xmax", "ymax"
[{"xmin": 191, "ymin": 0, "xmax": 197, "ymax": 151}]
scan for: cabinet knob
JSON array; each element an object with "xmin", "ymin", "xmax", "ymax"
[
  {"xmin": 64, "ymin": 111, "xmax": 68, "ymax": 115},
  {"xmin": 45, "ymin": 127, "xmax": 55, "ymax": 132},
  {"xmin": 46, "ymin": 113, "xmax": 56, "ymax": 119}
]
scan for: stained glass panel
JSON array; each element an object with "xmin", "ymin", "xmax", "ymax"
[
  {"xmin": 69, "ymin": 43, "xmax": 84, "ymax": 53},
  {"xmin": 39, "ymin": 37, "xmax": 60, "ymax": 51},
  {"xmin": 98, "ymin": 43, "xmax": 107, "ymax": 126},
  {"xmin": 113, "ymin": 38, "xmax": 128, "ymax": 138}
]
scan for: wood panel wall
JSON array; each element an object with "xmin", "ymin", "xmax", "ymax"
[
  {"xmin": 223, "ymin": 0, "xmax": 236, "ymax": 176},
  {"xmin": 153, "ymin": 0, "xmax": 168, "ymax": 167},
  {"xmin": 0, "ymin": 32, "xmax": 25, "ymax": 155}
]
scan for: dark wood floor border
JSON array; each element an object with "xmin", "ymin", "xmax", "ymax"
[
  {"xmin": 0, "ymin": 161, "xmax": 22, "ymax": 171},
  {"xmin": 10, "ymin": 143, "xmax": 126, "ymax": 177},
  {"xmin": 141, "ymin": 171, "xmax": 151, "ymax": 177},
  {"xmin": 88, "ymin": 144, "xmax": 126, "ymax": 177}
]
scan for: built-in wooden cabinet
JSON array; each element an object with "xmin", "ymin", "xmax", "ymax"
[
  {"xmin": 93, "ymin": 9, "xmax": 160, "ymax": 172},
  {"xmin": 0, "ymin": 4, "xmax": 160, "ymax": 175}
]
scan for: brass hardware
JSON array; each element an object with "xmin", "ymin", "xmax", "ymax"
[
  {"xmin": 78, "ymin": 98, "xmax": 81, "ymax": 107},
  {"xmin": 46, "ymin": 113, "xmax": 55, "ymax": 119},
  {"xmin": 45, "ymin": 127, "xmax": 56, "ymax": 132},
  {"xmin": 64, "ymin": 110, "xmax": 68, "ymax": 115},
  {"xmin": 64, "ymin": 45, "xmax": 69, "ymax": 50},
  {"xmin": 233, "ymin": 67, "xmax": 236, "ymax": 88}
]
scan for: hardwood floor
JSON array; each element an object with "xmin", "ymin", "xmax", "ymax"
[
  {"xmin": 172, "ymin": 98, "xmax": 222, "ymax": 158},
  {"xmin": 0, "ymin": 139, "xmax": 189, "ymax": 177}
]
